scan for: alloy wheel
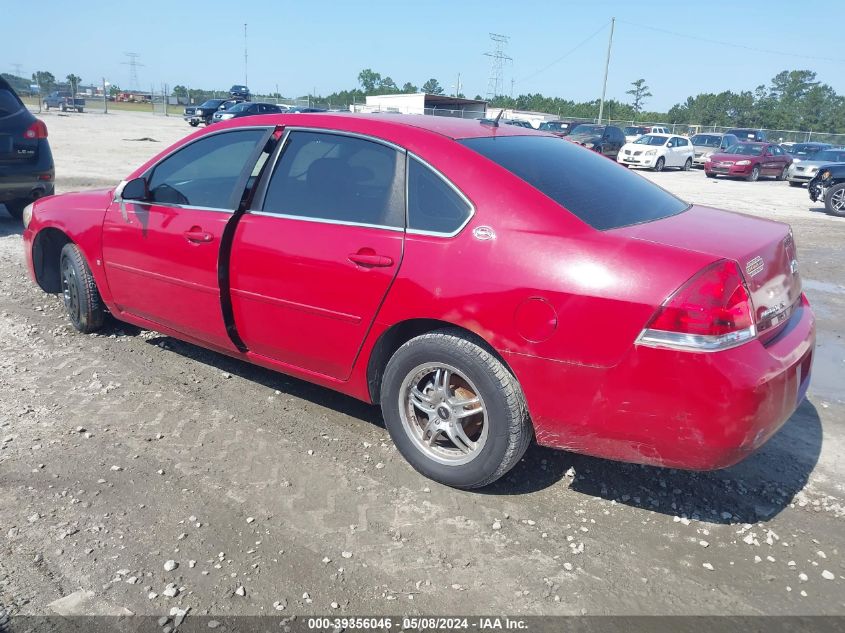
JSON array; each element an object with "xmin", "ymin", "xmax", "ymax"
[
  {"xmin": 831, "ymin": 188, "xmax": 845, "ymax": 212},
  {"xmin": 399, "ymin": 363, "xmax": 488, "ymax": 466}
]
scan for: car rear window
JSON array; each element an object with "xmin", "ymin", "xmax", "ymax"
[
  {"xmin": 459, "ymin": 135, "xmax": 689, "ymax": 231},
  {"xmin": 0, "ymin": 87, "xmax": 23, "ymax": 117}
]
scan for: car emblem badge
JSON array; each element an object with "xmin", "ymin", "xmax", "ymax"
[
  {"xmin": 473, "ymin": 226, "xmax": 496, "ymax": 241},
  {"xmin": 746, "ymin": 256, "xmax": 764, "ymax": 277}
]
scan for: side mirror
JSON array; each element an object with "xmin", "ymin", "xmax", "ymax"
[{"xmin": 122, "ymin": 177, "xmax": 149, "ymax": 201}]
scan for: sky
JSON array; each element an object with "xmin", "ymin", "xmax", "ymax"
[{"xmin": 3, "ymin": 0, "xmax": 844, "ymax": 111}]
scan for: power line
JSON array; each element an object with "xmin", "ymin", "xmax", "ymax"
[
  {"xmin": 516, "ymin": 21, "xmax": 609, "ymax": 84},
  {"xmin": 617, "ymin": 19, "xmax": 845, "ymax": 64}
]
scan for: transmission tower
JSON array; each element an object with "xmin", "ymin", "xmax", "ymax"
[
  {"xmin": 11, "ymin": 63, "xmax": 23, "ymax": 78},
  {"xmin": 122, "ymin": 52, "xmax": 144, "ymax": 90},
  {"xmin": 484, "ymin": 33, "xmax": 512, "ymax": 100}
]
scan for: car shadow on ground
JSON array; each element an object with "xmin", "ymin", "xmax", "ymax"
[
  {"xmin": 0, "ymin": 208, "xmax": 23, "ymax": 237},
  {"xmin": 132, "ymin": 327, "xmax": 821, "ymax": 525},
  {"xmin": 488, "ymin": 400, "xmax": 823, "ymax": 525}
]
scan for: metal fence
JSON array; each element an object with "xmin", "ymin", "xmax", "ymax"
[{"xmin": 603, "ymin": 119, "xmax": 845, "ymax": 145}]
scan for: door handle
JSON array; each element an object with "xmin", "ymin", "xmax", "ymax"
[
  {"xmin": 348, "ymin": 252, "xmax": 394, "ymax": 268},
  {"xmin": 184, "ymin": 229, "xmax": 213, "ymax": 243}
]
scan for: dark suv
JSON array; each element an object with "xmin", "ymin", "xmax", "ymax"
[
  {"xmin": 229, "ymin": 85, "xmax": 251, "ymax": 100},
  {"xmin": 567, "ymin": 123, "xmax": 627, "ymax": 159},
  {"xmin": 0, "ymin": 77, "xmax": 55, "ymax": 220}
]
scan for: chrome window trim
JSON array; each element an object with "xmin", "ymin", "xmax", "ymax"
[
  {"xmin": 405, "ymin": 153, "xmax": 476, "ymax": 238},
  {"xmin": 249, "ymin": 127, "xmax": 407, "ymax": 232},
  {"xmin": 249, "ymin": 210, "xmax": 404, "ymax": 232},
  {"xmin": 116, "ymin": 126, "xmax": 274, "ymax": 211}
]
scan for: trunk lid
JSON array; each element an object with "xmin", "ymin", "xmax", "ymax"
[
  {"xmin": 0, "ymin": 109, "xmax": 39, "ymax": 164},
  {"xmin": 611, "ymin": 205, "xmax": 801, "ymax": 340}
]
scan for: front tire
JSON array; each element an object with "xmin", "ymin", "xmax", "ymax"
[
  {"xmin": 746, "ymin": 165, "xmax": 760, "ymax": 182},
  {"xmin": 60, "ymin": 243, "xmax": 105, "ymax": 333},
  {"xmin": 706, "ymin": 172, "xmax": 717, "ymax": 178},
  {"xmin": 788, "ymin": 181, "xmax": 802, "ymax": 188},
  {"xmin": 380, "ymin": 330, "xmax": 532, "ymax": 489},
  {"xmin": 653, "ymin": 157, "xmax": 665, "ymax": 172},
  {"xmin": 824, "ymin": 182, "xmax": 845, "ymax": 217}
]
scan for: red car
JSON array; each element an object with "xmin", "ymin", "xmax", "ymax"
[
  {"xmin": 22, "ymin": 114, "xmax": 814, "ymax": 489},
  {"xmin": 704, "ymin": 142, "xmax": 792, "ymax": 181}
]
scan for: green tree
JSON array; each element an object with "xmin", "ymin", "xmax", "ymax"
[
  {"xmin": 357, "ymin": 68, "xmax": 381, "ymax": 93},
  {"xmin": 378, "ymin": 76, "xmax": 399, "ymax": 93},
  {"xmin": 401, "ymin": 82, "xmax": 418, "ymax": 93},
  {"xmin": 422, "ymin": 78, "xmax": 444, "ymax": 95},
  {"xmin": 626, "ymin": 78, "xmax": 652, "ymax": 114},
  {"xmin": 66, "ymin": 74, "xmax": 82, "ymax": 95},
  {"xmin": 31, "ymin": 70, "xmax": 56, "ymax": 94}
]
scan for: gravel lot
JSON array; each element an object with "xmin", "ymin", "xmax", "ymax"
[{"xmin": 0, "ymin": 111, "xmax": 843, "ymax": 618}]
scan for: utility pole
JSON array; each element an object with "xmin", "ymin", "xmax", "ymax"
[
  {"xmin": 244, "ymin": 24, "xmax": 248, "ymax": 86},
  {"xmin": 597, "ymin": 17, "xmax": 615, "ymax": 124},
  {"xmin": 103, "ymin": 78, "xmax": 108, "ymax": 114}
]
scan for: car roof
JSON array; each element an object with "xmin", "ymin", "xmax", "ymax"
[{"xmin": 223, "ymin": 112, "xmax": 550, "ymax": 140}]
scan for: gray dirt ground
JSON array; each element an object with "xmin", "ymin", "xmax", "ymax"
[{"xmin": 0, "ymin": 111, "xmax": 842, "ymax": 617}]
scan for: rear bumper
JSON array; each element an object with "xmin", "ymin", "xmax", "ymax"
[
  {"xmin": 509, "ymin": 294, "xmax": 816, "ymax": 470},
  {"xmin": 0, "ymin": 146, "xmax": 55, "ymax": 203}
]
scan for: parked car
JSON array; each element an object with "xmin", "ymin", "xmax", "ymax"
[
  {"xmin": 287, "ymin": 106, "xmax": 328, "ymax": 113},
  {"xmin": 22, "ymin": 113, "xmax": 814, "ymax": 488},
  {"xmin": 0, "ymin": 77, "xmax": 55, "ymax": 220},
  {"xmin": 211, "ymin": 102, "xmax": 286, "ymax": 123},
  {"xmin": 726, "ymin": 128, "xmax": 767, "ymax": 142},
  {"xmin": 808, "ymin": 163, "xmax": 845, "ymax": 216},
  {"xmin": 567, "ymin": 123, "xmax": 626, "ymax": 159},
  {"xmin": 503, "ymin": 119, "xmax": 533, "ymax": 128},
  {"xmin": 786, "ymin": 142, "xmax": 832, "ymax": 163},
  {"xmin": 537, "ymin": 120, "xmax": 582, "ymax": 136},
  {"xmin": 646, "ymin": 125, "xmax": 670, "ymax": 135},
  {"xmin": 186, "ymin": 99, "xmax": 226, "ymax": 126},
  {"xmin": 788, "ymin": 148, "xmax": 845, "ymax": 187},
  {"xmin": 617, "ymin": 134, "xmax": 694, "ymax": 171},
  {"xmin": 704, "ymin": 142, "xmax": 792, "ymax": 181},
  {"xmin": 203, "ymin": 99, "xmax": 246, "ymax": 125},
  {"xmin": 690, "ymin": 133, "xmax": 739, "ymax": 167},
  {"xmin": 623, "ymin": 126, "xmax": 651, "ymax": 142},
  {"xmin": 43, "ymin": 91, "xmax": 85, "ymax": 113},
  {"xmin": 229, "ymin": 85, "xmax": 251, "ymax": 100}
]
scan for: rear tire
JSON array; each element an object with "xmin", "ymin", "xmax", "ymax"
[
  {"xmin": 60, "ymin": 243, "xmax": 105, "ymax": 333},
  {"xmin": 824, "ymin": 182, "xmax": 845, "ymax": 217},
  {"xmin": 189, "ymin": 121, "xmax": 199, "ymax": 127},
  {"xmin": 4, "ymin": 201, "xmax": 26, "ymax": 220},
  {"xmin": 682, "ymin": 157, "xmax": 692, "ymax": 171},
  {"xmin": 706, "ymin": 172, "xmax": 717, "ymax": 178},
  {"xmin": 788, "ymin": 181, "xmax": 802, "ymax": 188},
  {"xmin": 380, "ymin": 330, "xmax": 532, "ymax": 489},
  {"xmin": 776, "ymin": 166, "xmax": 788, "ymax": 181}
]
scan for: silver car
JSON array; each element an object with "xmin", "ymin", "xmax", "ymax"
[
  {"xmin": 690, "ymin": 133, "xmax": 739, "ymax": 167},
  {"xmin": 787, "ymin": 148, "xmax": 845, "ymax": 187}
]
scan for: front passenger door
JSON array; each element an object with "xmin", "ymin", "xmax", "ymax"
[{"xmin": 102, "ymin": 128, "xmax": 271, "ymax": 350}]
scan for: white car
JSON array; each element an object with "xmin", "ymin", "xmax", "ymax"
[{"xmin": 617, "ymin": 134, "xmax": 695, "ymax": 171}]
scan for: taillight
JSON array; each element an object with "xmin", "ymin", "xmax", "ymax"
[
  {"xmin": 637, "ymin": 259, "xmax": 756, "ymax": 352},
  {"xmin": 24, "ymin": 120, "xmax": 48, "ymax": 139}
]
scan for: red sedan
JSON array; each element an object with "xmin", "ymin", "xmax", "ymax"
[
  {"xmin": 22, "ymin": 114, "xmax": 814, "ymax": 489},
  {"xmin": 704, "ymin": 142, "xmax": 792, "ymax": 181}
]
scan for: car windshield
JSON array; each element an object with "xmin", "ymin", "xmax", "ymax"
[
  {"xmin": 633, "ymin": 135, "xmax": 668, "ymax": 146},
  {"xmin": 199, "ymin": 99, "xmax": 223, "ymax": 108},
  {"xmin": 792, "ymin": 144, "xmax": 827, "ymax": 158},
  {"xmin": 691, "ymin": 135, "xmax": 723, "ymax": 147},
  {"xmin": 813, "ymin": 150, "xmax": 845, "ymax": 162},
  {"xmin": 623, "ymin": 126, "xmax": 648, "ymax": 135},
  {"xmin": 570, "ymin": 124, "xmax": 604, "ymax": 136},
  {"xmin": 227, "ymin": 103, "xmax": 251, "ymax": 112},
  {"xmin": 460, "ymin": 135, "xmax": 688, "ymax": 231},
  {"xmin": 540, "ymin": 122, "xmax": 571, "ymax": 132},
  {"xmin": 724, "ymin": 144, "xmax": 763, "ymax": 156}
]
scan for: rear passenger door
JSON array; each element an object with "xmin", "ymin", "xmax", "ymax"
[{"xmin": 229, "ymin": 129, "xmax": 406, "ymax": 380}]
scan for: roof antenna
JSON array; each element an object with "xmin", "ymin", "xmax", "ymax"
[{"xmin": 492, "ymin": 109, "xmax": 503, "ymax": 127}]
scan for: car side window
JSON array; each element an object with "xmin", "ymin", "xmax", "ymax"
[
  {"xmin": 407, "ymin": 157, "xmax": 472, "ymax": 234},
  {"xmin": 147, "ymin": 129, "xmax": 266, "ymax": 208},
  {"xmin": 261, "ymin": 131, "xmax": 405, "ymax": 228}
]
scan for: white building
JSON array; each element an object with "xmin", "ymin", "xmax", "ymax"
[{"xmin": 353, "ymin": 93, "xmax": 487, "ymax": 119}]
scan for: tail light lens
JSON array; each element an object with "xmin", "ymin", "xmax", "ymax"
[
  {"xmin": 638, "ymin": 259, "xmax": 756, "ymax": 352},
  {"xmin": 24, "ymin": 120, "xmax": 49, "ymax": 139}
]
